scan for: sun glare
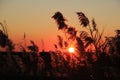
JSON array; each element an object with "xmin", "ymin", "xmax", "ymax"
[{"xmin": 68, "ymin": 47, "xmax": 75, "ymax": 53}]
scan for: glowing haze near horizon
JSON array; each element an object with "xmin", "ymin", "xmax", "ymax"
[{"xmin": 0, "ymin": 0, "xmax": 120, "ymax": 51}]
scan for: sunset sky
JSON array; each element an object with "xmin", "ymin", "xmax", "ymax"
[{"xmin": 0, "ymin": 0, "xmax": 120, "ymax": 51}]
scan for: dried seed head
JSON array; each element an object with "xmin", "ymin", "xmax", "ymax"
[{"xmin": 76, "ymin": 12, "xmax": 89, "ymax": 27}]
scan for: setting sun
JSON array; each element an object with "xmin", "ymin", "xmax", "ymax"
[{"xmin": 68, "ymin": 47, "xmax": 75, "ymax": 53}]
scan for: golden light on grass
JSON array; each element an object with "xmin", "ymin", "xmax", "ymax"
[{"xmin": 68, "ymin": 47, "xmax": 75, "ymax": 53}]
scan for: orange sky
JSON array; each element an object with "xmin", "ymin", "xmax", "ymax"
[{"xmin": 0, "ymin": 0, "xmax": 120, "ymax": 51}]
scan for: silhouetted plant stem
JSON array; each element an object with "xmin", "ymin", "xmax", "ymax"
[
  {"xmin": 88, "ymin": 25, "xmax": 93, "ymax": 39},
  {"xmin": 24, "ymin": 33, "xmax": 26, "ymax": 50}
]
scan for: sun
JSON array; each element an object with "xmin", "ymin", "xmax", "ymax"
[{"xmin": 68, "ymin": 47, "xmax": 75, "ymax": 53}]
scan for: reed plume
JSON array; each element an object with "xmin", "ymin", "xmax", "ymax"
[
  {"xmin": 76, "ymin": 12, "xmax": 89, "ymax": 27},
  {"xmin": 52, "ymin": 11, "xmax": 67, "ymax": 30}
]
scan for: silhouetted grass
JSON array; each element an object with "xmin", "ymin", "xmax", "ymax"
[{"xmin": 0, "ymin": 12, "xmax": 120, "ymax": 80}]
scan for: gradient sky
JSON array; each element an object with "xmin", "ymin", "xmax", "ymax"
[{"xmin": 0, "ymin": 0, "xmax": 120, "ymax": 51}]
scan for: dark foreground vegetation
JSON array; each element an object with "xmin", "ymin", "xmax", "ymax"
[
  {"xmin": 0, "ymin": 50, "xmax": 120, "ymax": 80},
  {"xmin": 0, "ymin": 12, "xmax": 120, "ymax": 80}
]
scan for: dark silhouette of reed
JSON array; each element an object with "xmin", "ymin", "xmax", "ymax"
[{"xmin": 0, "ymin": 12, "xmax": 120, "ymax": 80}]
